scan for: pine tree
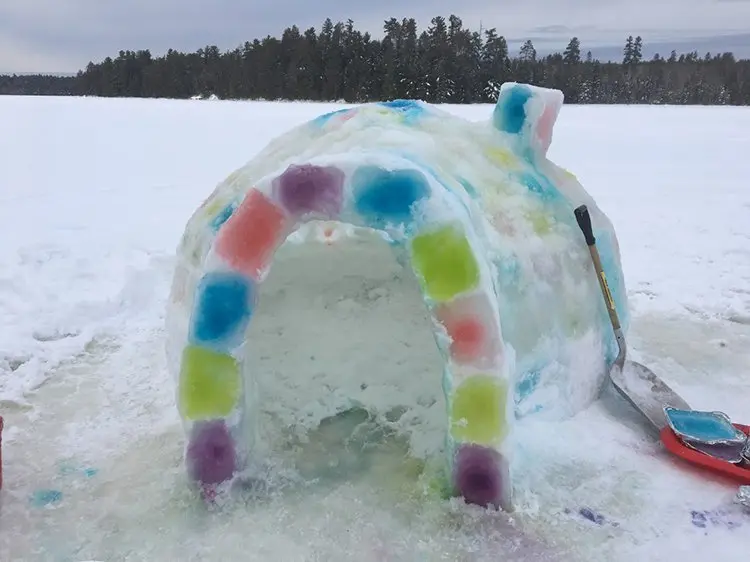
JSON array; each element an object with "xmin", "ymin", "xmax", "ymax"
[
  {"xmin": 519, "ymin": 40, "xmax": 536, "ymax": 62},
  {"xmin": 381, "ymin": 18, "xmax": 401, "ymax": 100},
  {"xmin": 623, "ymin": 35, "xmax": 634, "ymax": 65},
  {"xmin": 5, "ymin": 22, "xmax": 749, "ymax": 106},
  {"xmin": 516, "ymin": 40, "xmax": 537, "ymax": 84},
  {"xmin": 633, "ymin": 36, "xmax": 643, "ymax": 63},
  {"xmin": 426, "ymin": 16, "xmax": 452, "ymax": 102},
  {"xmin": 563, "ymin": 37, "xmax": 581, "ymax": 64},
  {"xmin": 481, "ymin": 28, "xmax": 509, "ymax": 101}
]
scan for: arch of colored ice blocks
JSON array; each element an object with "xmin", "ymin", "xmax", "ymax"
[{"xmin": 166, "ymin": 83, "xmax": 630, "ymax": 511}]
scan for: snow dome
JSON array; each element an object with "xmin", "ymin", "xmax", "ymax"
[{"xmin": 166, "ymin": 82, "xmax": 629, "ymax": 511}]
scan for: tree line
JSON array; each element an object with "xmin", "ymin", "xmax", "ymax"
[{"xmin": 2, "ymin": 15, "xmax": 748, "ymax": 105}]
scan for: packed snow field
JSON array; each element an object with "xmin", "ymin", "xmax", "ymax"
[{"xmin": 1, "ymin": 96, "xmax": 749, "ymax": 561}]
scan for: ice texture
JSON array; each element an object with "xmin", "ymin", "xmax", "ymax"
[
  {"xmin": 166, "ymin": 83, "xmax": 629, "ymax": 510},
  {"xmin": 665, "ymin": 407, "xmax": 747, "ymax": 445}
]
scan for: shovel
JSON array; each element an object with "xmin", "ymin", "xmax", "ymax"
[
  {"xmin": 573, "ymin": 205, "xmax": 691, "ymax": 433},
  {"xmin": 574, "ymin": 205, "xmax": 750, "ymax": 484}
]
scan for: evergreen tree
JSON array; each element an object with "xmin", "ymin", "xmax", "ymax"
[
  {"xmin": 481, "ymin": 28, "xmax": 510, "ymax": 101},
  {"xmin": 519, "ymin": 40, "xmax": 537, "ymax": 62},
  {"xmin": 426, "ymin": 16, "xmax": 453, "ymax": 102},
  {"xmin": 623, "ymin": 35, "xmax": 634, "ymax": 65},
  {"xmin": 2, "ymin": 17, "xmax": 748, "ymax": 105},
  {"xmin": 633, "ymin": 36, "xmax": 643, "ymax": 63},
  {"xmin": 516, "ymin": 40, "xmax": 537, "ymax": 84},
  {"xmin": 563, "ymin": 37, "xmax": 581, "ymax": 64}
]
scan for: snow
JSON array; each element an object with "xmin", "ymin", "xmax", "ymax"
[{"xmin": 1, "ymin": 95, "xmax": 749, "ymax": 561}]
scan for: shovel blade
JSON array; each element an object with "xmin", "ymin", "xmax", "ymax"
[{"xmin": 609, "ymin": 360, "xmax": 691, "ymax": 433}]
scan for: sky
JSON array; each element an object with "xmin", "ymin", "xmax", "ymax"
[{"xmin": 1, "ymin": 0, "xmax": 750, "ymax": 74}]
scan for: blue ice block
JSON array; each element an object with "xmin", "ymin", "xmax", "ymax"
[{"xmin": 664, "ymin": 407, "xmax": 747, "ymax": 446}]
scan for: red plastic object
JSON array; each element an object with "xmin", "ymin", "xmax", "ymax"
[
  {"xmin": 660, "ymin": 423, "xmax": 750, "ymax": 484},
  {"xmin": 0, "ymin": 415, "xmax": 3, "ymax": 490}
]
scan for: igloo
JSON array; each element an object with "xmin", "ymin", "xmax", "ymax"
[{"xmin": 165, "ymin": 83, "xmax": 629, "ymax": 511}]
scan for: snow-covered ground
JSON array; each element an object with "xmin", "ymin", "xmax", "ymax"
[{"xmin": 0, "ymin": 96, "xmax": 749, "ymax": 561}]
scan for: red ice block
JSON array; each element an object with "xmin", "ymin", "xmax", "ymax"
[
  {"xmin": 435, "ymin": 292, "xmax": 502, "ymax": 369},
  {"xmin": 0, "ymin": 415, "xmax": 4, "ymax": 489},
  {"xmin": 215, "ymin": 189, "xmax": 289, "ymax": 279}
]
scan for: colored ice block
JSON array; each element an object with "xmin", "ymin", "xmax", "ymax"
[
  {"xmin": 378, "ymin": 99, "xmax": 426, "ymax": 124},
  {"xmin": 436, "ymin": 293, "xmax": 501, "ymax": 368},
  {"xmin": 179, "ymin": 345, "xmax": 241, "ymax": 419},
  {"xmin": 450, "ymin": 375, "xmax": 509, "ymax": 445},
  {"xmin": 536, "ymin": 102, "xmax": 558, "ymax": 152},
  {"xmin": 484, "ymin": 146, "xmax": 520, "ymax": 170},
  {"xmin": 520, "ymin": 172, "xmax": 544, "ymax": 196},
  {"xmin": 190, "ymin": 271, "xmax": 255, "ymax": 350},
  {"xmin": 665, "ymin": 407, "xmax": 747, "ymax": 445},
  {"xmin": 273, "ymin": 163, "xmax": 344, "ymax": 218},
  {"xmin": 453, "ymin": 443, "xmax": 509, "ymax": 509},
  {"xmin": 215, "ymin": 189, "xmax": 288, "ymax": 279},
  {"xmin": 186, "ymin": 419, "xmax": 237, "ymax": 485},
  {"xmin": 493, "ymin": 83, "xmax": 532, "ymax": 135},
  {"xmin": 353, "ymin": 166, "xmax": 430, "ymax": 228},
  {"xmin": 450, "ymin": 317, "xmax": 484, "ymax": 359},
  {"xmin": 519, "ymin": 171, "xmax": 558, "ymax": 200},
  {"xmin": 410, "ymin": 224, "xmax": 480, "ymax": 302}
]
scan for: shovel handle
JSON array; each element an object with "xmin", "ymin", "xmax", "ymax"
[
  {"xmin": 574, "ymin": 205, "xmax": 622, "ymax": 334},
  {"xmin": 575, "ymin": 205, "xmax": 596, "ymax": 246}
]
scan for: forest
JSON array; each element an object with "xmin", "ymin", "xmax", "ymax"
[{"xmin": 1, "ymin": 15, "xmax": 748, "ymax": 105}]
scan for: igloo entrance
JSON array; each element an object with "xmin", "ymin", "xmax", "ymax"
[{"xmin": 243, "ymin": 224, "xmax": 447, "ymax": 480}]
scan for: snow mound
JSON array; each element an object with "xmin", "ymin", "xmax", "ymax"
[{"xmin": 166, "ymin": 82, "xmax": 629, "ymax": 511}]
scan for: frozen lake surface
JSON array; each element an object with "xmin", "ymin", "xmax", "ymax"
[{"xmin": 1, "ymin": 97, "xmax": 749, "ymax": 561}]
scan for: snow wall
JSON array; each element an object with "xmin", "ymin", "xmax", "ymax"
[{"xmin": 165, "ymin": 82, "xmax": 630, "ymax": 511}]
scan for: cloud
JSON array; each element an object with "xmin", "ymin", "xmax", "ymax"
[{"xmin": 1, "ymin": 0, "xmax": 749, "ymax": 73}]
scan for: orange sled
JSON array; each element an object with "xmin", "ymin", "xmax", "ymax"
[
  {"xmin": 661, "ymin": 423, "xmax": 750, "ymax": 484},
  {"xmin": 0, "ymin": 415, "xmax": 3, "ymax": 489}
]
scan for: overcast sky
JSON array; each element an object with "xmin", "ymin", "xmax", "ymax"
[{"xmin": 1, "ymin": 0, "xmax": 749, "ymax": 74}]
